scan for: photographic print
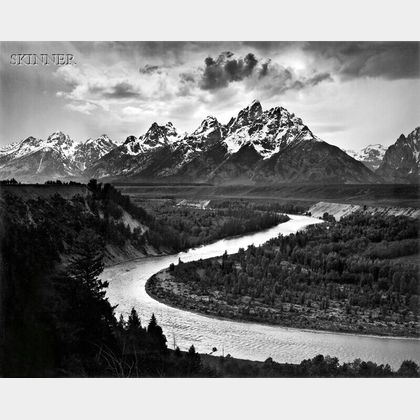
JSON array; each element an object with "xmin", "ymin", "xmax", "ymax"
[{"xmin": 0, "ymin": 40, "xmax": 419, "ymax": 379}]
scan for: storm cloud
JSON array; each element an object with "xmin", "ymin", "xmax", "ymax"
[
  {"xmin": 200, "ymin": 52, "xmax": 263, "ymax": 90},
  {"xmin": 99, "ymin": 81, "xmax": 141, "ymax": 99},
  {"xmin": 287, "ymin": 72, "xmax": 332, "ymax": 91},
  {"xmin": 139, "ymin": 64, "xmax": 160, "ymax": 74},
  {"xmin": 307, "ymin": 41, "xmax": 420, "ymax": 80},
  {"xmin": 198, "ymin": 51, "xmax": 333, "ymax": 94}
]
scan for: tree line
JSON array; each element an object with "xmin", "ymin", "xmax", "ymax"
[
  {"xmin": 167, "ymin": 212, "xmax": 419, "ymax": 336},
  {"xmin": 133, "ymin": 195, "xmax": 290, "ymax": 251}
]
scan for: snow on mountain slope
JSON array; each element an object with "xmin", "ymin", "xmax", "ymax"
[
  {"xmin": 86, "ymin": 122, "xmax": 184, "ymax": 178},
  {"xmin": 223, "ymin": 100, "xmax": 321, "ymax": 158},
  {"xmin": 0, "ymin": 100, "xmax": 389, "ymax": 184},
  {"xmin": 73, "ymin": 134, "xmax": 117, "ymax": 170},
  {"xmin": 87, "ymin": 117, "xmax": 226, "ymax": 179},
  {"xmin": 166, "ymin": 101, "xmax": 377, "ymax": 184},
  {"xmin": 121, "ymin": 122, "xmax": 182, "ymax": 156},
  {"xmin": 0, "ymin": 132, "xmax": 117, "ymax": 180},
  {"xmin": 346, "ymin": 144, "xmax": 386, "ymax": 171}
]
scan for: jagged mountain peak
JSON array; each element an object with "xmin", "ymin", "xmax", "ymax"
[
  {"xmin": 228, "ymin": 100, "xmax": 263, "ymax": 132},
  {"xmin": 85, "ymin": 134, "xmax": 112, "ymax": 143},
  {"xmin": 223, "ymin": 100, "xmax": 319, "ymax": 158},
  {"xmin": 391, "ymin": 127, "xmax": 419, "ymax": 155},
  {"xmin": 146, "ymin": 122, "xmax": 163, "ymax": 135},
  {"xmin": 47, "ymin": 131, "xmax": 72, "ymax": 144},
  {"xmin": 117, "ymin": 122, "xmax": 181, "ymax": 156},
  {"xmin": 145, "ymin": 121, "xmax": 178, "ymax": 138},
  {"xmin": 21, "ymin": 135, "xmax": 38, "ymax": 143},
  {"xmin": 248, "ymin": 99, "xmax": 263, "ymax": 114},
  {"xmin": 396, "ymin": 126, "xmax": 419, "ymax": 145},
  {"xmin": 192, "ymin": 115, "xmax": 222, "ymax": 136},
  {"xmin": 73, "ymin": 135, "xmax": 117, "ymax": 170},
  {"xmin": 376, "ymin": 126, "xmax": 419, "ymax": 183}
]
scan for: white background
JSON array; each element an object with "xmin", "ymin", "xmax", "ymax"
[{"xmin": 0, "ymin": 1, "xmax": 419, "ymax": 419}]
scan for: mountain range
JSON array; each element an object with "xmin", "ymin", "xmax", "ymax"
[
  {"xmin": 0, "ymin": 101, "xmax": 418, "ymax": 184},
  {"xmin": 0, "ymin": 133, "xmax": 117, "ymax": 182}
]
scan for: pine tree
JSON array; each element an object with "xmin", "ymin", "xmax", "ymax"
[
  {"xmin": 68, "ymin": 229, "xmax": 107, "ymax": 301},
  {"xmin": 117, "ymin": 314, "xmax": 126, "ymax": 330},
  {"xmin": 187, "ymin": 345, "xmax": 201, "ymax": 373},
  {"xmin": 127, "ymin": 308, "xmax": 142, "ymax": 331},
  {"xmin": 66, "ymin": 229, "xmax": 116, "ymax": 361},
  {"xmin": 147, "ymin": 313, "xmax": 167, "ymax": 352},
  {"xmin": 148, "ymin": 313, "xmax": 158, "ymax": 331}
]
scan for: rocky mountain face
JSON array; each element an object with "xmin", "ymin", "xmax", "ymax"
[
  {"xmin": 86, "ymin": 122, "xmax": 184, "ymax": 179},
  {"xmin": 87, "ymin": 100, "xmax": 379, "ymax": 184},
  {"xmin": 1, "ymin": 101, "xmax": 398, "ymax": 184},
  {"xmin": 73, "ymin": 135, "xmax": 117, "ymax": 170},
  {"xmin": 376, "ymin": 127, "xmax": 420, "ymax": 184},
  {"xmin": 346, "ymin": 144, "xmax": 387, "ymax": 171},
  {"xmin": 0, "ymin": 132, "xmax": 117, "ymax": 182},
  {"xmin": 223, "ymin": 100, "xmax": 317, "ymax": 158}
]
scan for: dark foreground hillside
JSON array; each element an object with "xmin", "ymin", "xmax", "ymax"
[{"xmin": 0, "ymin": 184, "xmax": 215, "ymax": 377}]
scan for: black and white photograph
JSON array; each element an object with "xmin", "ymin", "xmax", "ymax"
[{"xmin": 0, "ymin": 1, "xmax": 419, "ymax": 418}]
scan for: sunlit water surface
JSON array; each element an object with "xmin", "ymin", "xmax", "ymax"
[{"xmin": 101, "ymin": 215, "xmax": 420, "ymax": 369}]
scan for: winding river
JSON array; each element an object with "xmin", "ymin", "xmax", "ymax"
[{"xmin": 101, "ymin": 214, "xmax": 420, "ymax": 369}]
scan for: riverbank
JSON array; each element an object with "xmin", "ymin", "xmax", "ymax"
[
  {"xmin": 146, "ymin": 268, "xmax": 419, "ymax": 339},
  {"xmin": 104, "ymin": 212, "xmax": 292, "ymax": 267}
]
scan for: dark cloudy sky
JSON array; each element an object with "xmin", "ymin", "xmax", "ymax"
[{"xmin": 0, "ymin": 41, "xmax": 419, "ymax": 150}]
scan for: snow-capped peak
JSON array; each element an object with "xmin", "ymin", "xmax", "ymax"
[
  {"xmin": 347, "ymin": 144, "xmax": 386, "ymax": 158},
  {"xmin": 0, "ymin": 136, "xmax": 42, "ymax": 159},
  {"xmin": 0, "ymin": 131, "xmax": 118, "ymax": 174},
  {"xmin": 84, "ymin": 134, "xmax": 112, "ymax": 145},
  {"xmin": 43, "ymin": 132, "xmax": 77, "ymax": 159},
  {"xmin": 346, "ymin": 144, "xmax": 387, "ymax": 171},
  {"xmin": 164, "ymin": 122, "xmax": 178, "ymax": 137},
  {"xmin": 47, "ymin": 131, "xmax": 71, "ymax": 143},
  {"xmin": 142, "ymin": 121, "xmax": 180, "ymax": 148},
  {"xmin": 119, "ymin": 122, "xmax": 181, "ymax": 156},
  {"xmin": 0, "ymin": 132, "xmax": 76, "ymax": 161},
  {"xmin": 228, "ymin": 100, "xmax": 263, "ymax": 132},
  {"xmin": 192, "ymin": 116, "xmax": 222, "ymax": 137},
  {"xmin": 73, "ymin": 135, "xmax": 117, "ymax": 170},
  {"xmin": 223, "ymin": 100, "xmax": 319, "ymax": 158}
]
